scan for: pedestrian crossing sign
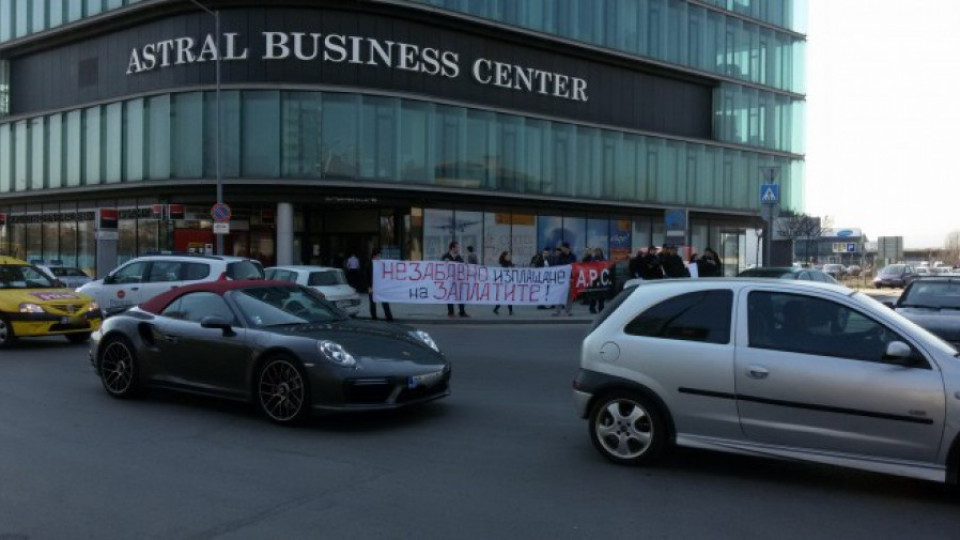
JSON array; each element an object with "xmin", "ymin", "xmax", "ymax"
[{"xmin": 760, "ymin": 183, "xmax": 780, "ymax": 204}]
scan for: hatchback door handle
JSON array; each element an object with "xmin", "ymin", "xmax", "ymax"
[{"xmin": 747, "ymin": 365, "xmax": 769, "ymax": 379}]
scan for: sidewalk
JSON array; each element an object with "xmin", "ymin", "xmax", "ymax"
[{"xmin": 357, "ymin": 295, "xmax": 596, "ymax": 325}]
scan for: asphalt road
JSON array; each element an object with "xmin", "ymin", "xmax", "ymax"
[{"xmin": 2, "ymin": 324, "xmax": 959, "ymax": 539}]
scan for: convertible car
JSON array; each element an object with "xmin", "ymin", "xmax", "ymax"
[{"xmin": 90, "ymin": 280, "xmax": 450, "ymax": 424}]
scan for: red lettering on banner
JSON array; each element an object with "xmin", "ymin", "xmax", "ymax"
[
  {"xmin": 410, "ymin": 262, "xmax": 422, "ymax": 280},
  {"xmin": 381, "ymin": 261, "xmax": 395, "ymax": 279},
  {"xmin": 529, "ymin": 284, "xmax": 541, "ymax": 301}
]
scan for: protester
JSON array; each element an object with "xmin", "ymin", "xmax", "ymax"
[
  {"xmin": 589, "ymin": 247, "xmax": 607, "ymax": 314},
  {"xmin": 466, "ymin": 245, "xmax": 479, "ymax": 264},
  {"xmin": 660, "ymin": 243, "xmax": 689, "ymax": 278},
  {"xmin": 640, "ymin": 245, "xmax": 664, "ymax": 280},
  {"xmin": 628, "ymin": 248, "xmax": 645, "ymax": 278},
  {"xmin": 553, "ymin": 242, "xmax": 578, "ymax": 316},
  {"xmin": 531, "ymin": 247, "xmax": 553, "ymax": 309},
  {"xmin": 365, "ymin": 248, "xmax": 393, "ymax": 322},
  {"xmin": 493, "ymin": 251, "xmax": 514, "ymax": 315},
  {"xmin": 441, "ymin": 241, "xmax": 468, "ymax": 318},
  {"xmin": 697, "ymin": 247, "xmax": 722, "ymax": 277},
  {"xmin": 345, "ymin": 252, "xmax": 361, "ymax": 289}
]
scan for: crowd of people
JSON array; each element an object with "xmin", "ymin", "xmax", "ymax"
[{"xmin": 628, "ymin": 244, "xmax": 723, "ymax": 280}]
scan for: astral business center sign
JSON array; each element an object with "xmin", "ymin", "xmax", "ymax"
[{"xmin": 125, "ymin": 31, "xmax": 589, "ymax": 103}]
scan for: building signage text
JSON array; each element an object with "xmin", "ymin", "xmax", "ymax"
[{"xmin": 125, "ymin": 31, "xmax": 589, "ymax": 102}]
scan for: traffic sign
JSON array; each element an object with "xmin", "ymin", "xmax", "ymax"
[
  {"xmin": 846, "ymin": 243, "xmax": 857, "ymax": 253},
  {"xmin": 211, "ymin": 203, "xmax": 232, "ymax": 223},
  {"xmin": 213, "ymin": 222, "xmax": 230, "ymax": 235},
  {"xmin": 759, "ymin": 183, "xmax": 780, "ymax": 204}
]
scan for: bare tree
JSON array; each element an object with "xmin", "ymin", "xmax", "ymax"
[
  {"xmin": 946, "ymin": 230, "xmax": 960, "ymax": 267},
  {"xmin": 776, "ymin": 212, "xmax": 823, "ymax": 263}
]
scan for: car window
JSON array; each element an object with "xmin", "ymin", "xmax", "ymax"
[
  {"xmin": 308, "ymin": 270, "xmax": 347, "ymax": 286},
  {"xmin": 181, "ymin": 262, "xmax": 211, "ymax": 281},
  {"xmin": 162, "ymin": 292, "xmax": 236, "ymax": 325},
  {"xmin": 747, "ymin": 291, "xmax": 926, "ymax": 366},
  {"xmin": 113, "ymin": 261, "xmax": 148, "ymax": 284},
  {"xmin": 273, "ymin": 270, "xmax": 297, "ymax": 283},
  {"xmin": 624, "ymin": 290, "xmax": 733, "ymax": 344},
  {"xmin": 901, "ymin": 281, "xmax": 960, "ymax": 309},
  {"xmin": 0, "ymin": 264, "xmax": 58, "ymax": 289},
  {"xmin": 51, "ymin": 267, "xmax": 88, "ymax": 277},
  {"xmin": 147, "ymin": 261, "xmax": 183, "ymax": 283},
  {"xmin": 232, "ymin": 286, "xmax": 346, "ymax": 327},
  {"xmin": 226, "ymin": 260, "xmax": 265, "ymax": 280}
]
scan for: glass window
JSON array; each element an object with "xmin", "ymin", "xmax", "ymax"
[
  {"xmin": 747, "ymin": 292, "xmax": 921, "ymax": 365},
  {"xmin": 359, "ymin": 96, "xmax": 398, "ymax": 180},
  {"xmin": 67, "ymin": 0, "xmax": 82, "ymax": 22},
  {"xmin": 308, "ymin": 270, "xmax": 346, "ymax": 286},
  {"xmin": 117, "ymin": 212, "xmax": 136, "ymax": 264},
  {"xmin": 112, "ymin": 260, "xmax": 147, "ymax": 284},
  {"xmin": 14, "ymin": 120, "xmax": 27, "ymax": 191},
  {"xmin": 241, "ymin": 91, "xmax": 280, "ymax": 177},
  {"xmin": 321, "ymin": 94, "xmax": 360, "ymax": 179},
  {"xmin": 84, "ymin": 106, "xmax": 102, "ymax": 185},
  {"xmin": 281, "ymin": 91, "xmax": 322, "ymax": 178},
  {"xmin": 171, "ymin": 92, "xmax": 202, "ymax": 178},
  {"xmin": 162, "ymin": 292, "xmax": 236, "ymax": 325},
  {"xmin": 625, "ymin": 290, "xmax": 733, "ymax": 344},
  {"xmin": 48, "ymin": 0, "xmax": 62, "ymax": 28},
  {"xmin": 124, "ymin": 98, "xmax": 144, "ymax": 181},
  {"xmin": 47, "ymin": 113, "xmax": 62, "ymax": 188},
  {"xmin": 14, "ymin": 0, "xmax": 28, "ymax": 38},
  {"xmin": 181, "ymin": 262, "xmax": 211, "ymax": 281},
  {"xmin": 42, "ymin": 209, "xmax": 58, "ymax": 263},
  {"xmin": 104, "ymin": 102, "xmax": 122, "ymax": 183},
  {"xmin": 205, "ymin": 90, "xmax": 240, "ymax": 178},
  {"xmin": 146, "ymin": 95, "xmax": 170, "ymax": 180},
  {"xmin": 399, "ymin": 100, "xmax": 431, "ymax": 183},
  {"xmin": 60, "ymin": 213, "xmax": 77, "ymax": 267},
  {"xmin": 65, "ymin": 110, "xmax": 82, "ymax": 186},
  {"xmin": 0, "ymin": 123, "xmax": 10, "ymax": 192},
  {"xmin": 137, "ymin": 214, "xmax": 158, "ymax": 256},
  {"xmin": 225, "ymin": 260, "xmax": 264, "ymax": 280},
  {"xmin": 0, "ymin": 0, "xmax": 12, "ymax": 42},
  {"xmin": 31, "ymin": 0, "xmax": 45, "ymax": 33},
  {"xmin": 147, "ymin": 260, "xmax": 182, "ymax": 282}
]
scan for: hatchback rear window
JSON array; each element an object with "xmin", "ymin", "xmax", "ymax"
[
  {"xmin": 308, "ymin": 270, "xmax": 346, "ymax": 286},
  {"xmin": 226, "ymin": 260, "xmax": 265, "ymax": 280},
  {"xmin": 624, "ymin": 290, "xmax": 733, "ymax": 344}
]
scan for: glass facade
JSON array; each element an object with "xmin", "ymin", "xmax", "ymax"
[
  {"xmin": 0, "ymin": 90, "xmax": 802, "ymax": 213},
  {"xmin": 0, "ymin": 0, "xmax": 145, "ymax": 44}
]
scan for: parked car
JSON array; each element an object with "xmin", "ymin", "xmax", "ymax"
[
  {"xmin": 36, "ymin": 265, "xmax": 94, "ymax": 289},
  {"xmin": 265, "ymin": 265, "xmax": 361, "ymax": 316},
  {"xmin": 90, "ymin": 281, "xmax": 450, "ymax": 424},
  {"xmin": 886, "ymin": 277, "xmax": 960, "ymax": 350},
  {"xmin": 78, "ymin": 254, "xmax": 264, "ymax": 315},
  {"xmin": 0, "ymin": 256, "xmax": 102, "ymax": 347},
  {"xmin": 846, "ymin": 265, "xmax": 862, "ymax": 277},
  {"xmin": 873, "ymin": 264, "xmax": 919, "ymax": 289},
  {"xmin": 822, "ymin": 263, "xmax": 846, "ymax": 280},
  {"xmin": 573, "ymin": 278, "xmax": 960, "ymax": 485},
  {"xmin": 737, "ymin": 266, "xmax": 839, "ymax": 283}
]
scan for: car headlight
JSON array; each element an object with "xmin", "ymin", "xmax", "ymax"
[
  {"xmin": 410, "ymin": 330, "xmax": 440, "ymax": 353},
  {"xmin": 19, "ymin": 303, "xmax": 45, "ymax": 314},
  {"xmin": 317, "ymin": 340, "xmax": 357, "ymax": 368},
  {"xmin": 87, "ymin": 302, "xmax": 100, "ymax": 313}
]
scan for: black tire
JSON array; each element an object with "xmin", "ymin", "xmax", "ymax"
[
  {"xmin": 97, "ymin": 335, "xmax": 142, "ymax": 399},
  {"xmin": 588, "ymin": 390, "xmax": 668, "ymax": 466},
  {"xmin": 255, "ymin": 355, "xmax": 312, "ymax": 426},
  {"xmin": 65, "ymin": 332, "xmax": 92, "ymax": 344},
  {"xmin": 0, "ymin": 317, "xmax": 16, "ymax": 349}
]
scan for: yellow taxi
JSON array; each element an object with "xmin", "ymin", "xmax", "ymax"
[{"xmin": 0, "ymin": 256, "xmax": 102, "ymax": 348}]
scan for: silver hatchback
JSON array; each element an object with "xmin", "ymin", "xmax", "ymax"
[{"xmin": 573, "ymin": 279, "xmax": 960, "ymax": 484}]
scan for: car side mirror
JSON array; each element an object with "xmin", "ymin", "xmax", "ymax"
[
  {"xmin": 104, "ymin": 274, "xmax": 117, "ymax": 285},
  {"xmin": 883, "ymin": 341, "xmax": 915, "ymax": 366},
  {"xmin": 201, "ymin": 315, "xmax": 236, "ymax": 337},
  {"xmin": 881, "ymin": 300, "xmax": 895, "ymax": 309}
]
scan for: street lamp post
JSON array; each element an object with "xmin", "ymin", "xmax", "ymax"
[{"xmin": 187, "ymin": 0, "xmax": 223, "ymax": 256}]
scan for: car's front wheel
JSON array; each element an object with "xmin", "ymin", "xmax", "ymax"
[
  {"xmin": 256, "ymin": 356, "xmax": 311, "ymax": 425},
  {"xmin": 589, "ymin": 391, "xmax": 667, "ymax": 466},
  {"xmin": 98, "ymin": 336, "xmax": 142, "ymax": 398},
  {"xmin": 0, "ymin": 317, "xmax": 16, "ymax": 349}
]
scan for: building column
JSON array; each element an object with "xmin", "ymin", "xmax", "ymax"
[{"xmin": 276, "ymin": 202, "xmax": 294, "ymax": 266}]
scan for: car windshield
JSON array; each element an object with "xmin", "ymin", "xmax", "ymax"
[
  {"xmin": 881, "ymin": 264, "xmax": 905, "ymax": 275},
  {"xmin": 226, "ymin": 260, "xmax": 265, "ymax": 280},
  {"xmin": 231, "ymin": 285, "xmax": 347, "ymax": 327},
  {"xmin": 50, "ymin": 267, "xmax": 88, "ymax": 277},
  {"xmin": 0, "ymin": 264, "xmax": 58, "ymax": 289},
  {"xmin": 900, "ymin": 281, "xmax": 960, "ymax": 310},
  {"xmin": 308, "ymin": 270, "xmax": 347, "ymax": 286}
]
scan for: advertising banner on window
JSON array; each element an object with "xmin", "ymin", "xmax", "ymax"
[{"xmin": 373, "ymin": 260, "xmax": 570, "ymax": 305}]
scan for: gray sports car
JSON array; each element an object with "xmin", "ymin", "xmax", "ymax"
[{"xmin": 89, "ymin": 280, "xmax": 450, "ymax": 424}]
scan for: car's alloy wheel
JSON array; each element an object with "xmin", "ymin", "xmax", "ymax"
[
  {"xmin": 99, "ymin": 337, "xmax": 141, "ymax": 398},
  {"xmin": 589, "ymin": 391, "xmax": 667, "ymax": 466},
  {"xmin": 0, "ymin": 317, "xmax": 15, "ymax": 348},
  {"xmin": 257, "ymin": 357, "xmax": 311, "ymax": 425}
]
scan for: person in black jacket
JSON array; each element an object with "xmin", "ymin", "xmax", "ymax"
[
  {"xmin": 696, "ymin": 247, "xmax": 722, "ymax": 277},
  {"xmin": 493, "ymin": 251, "xmax": 514, "ymax": 315},
  {"xmin": 441, "ymin": 241, "xmax": 467, "ymax": 318},
  {"xmin": 640, "ymin": 246, "xmax": 664, "ymax": 280},
  {"xmin": 552, "ymin": 243, "xmax": 578, "ymax": 316},
  {"xmin": 660, "ymin": 243, "xmax": 690, "ymax": 278},
  {"xmin": 365, "ymin": 248, "xmax": 393, "ymax": 321}
]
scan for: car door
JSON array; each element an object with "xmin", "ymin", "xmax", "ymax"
[
  {"xmin": 735, "ymin": 288, "xmax": 945, "ymax": 463},
  {"xmin": 99, "ymin": 261, "xmax": 150, "ymax": 312},
  {"xmin": 152, "ymin": 292, "xmax": 249, "ymax": 397},
  {"xmin": 142, "ymin": 260, "xmax": 187, "ymax": 301},
  {"xmin": 618, "ymin": 289, "xmax": 741, "ymax": 440}
]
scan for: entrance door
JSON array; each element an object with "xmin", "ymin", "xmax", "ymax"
[{"xmin": 719, "ymin": 231, "xmax": 743, "ymax": 277}]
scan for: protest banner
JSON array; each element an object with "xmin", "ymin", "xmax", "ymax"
[
  {"xmin": 569, "ymin": 261, "xmax": 617, "ymax": 300},
  {"xmin": 373, "ymin": 260, "xmax": 571, "ymax": 305}
]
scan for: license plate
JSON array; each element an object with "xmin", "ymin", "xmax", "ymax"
[{"xmin": 407, "ymin": 370, "xmax": 444, "ymax": 389}]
